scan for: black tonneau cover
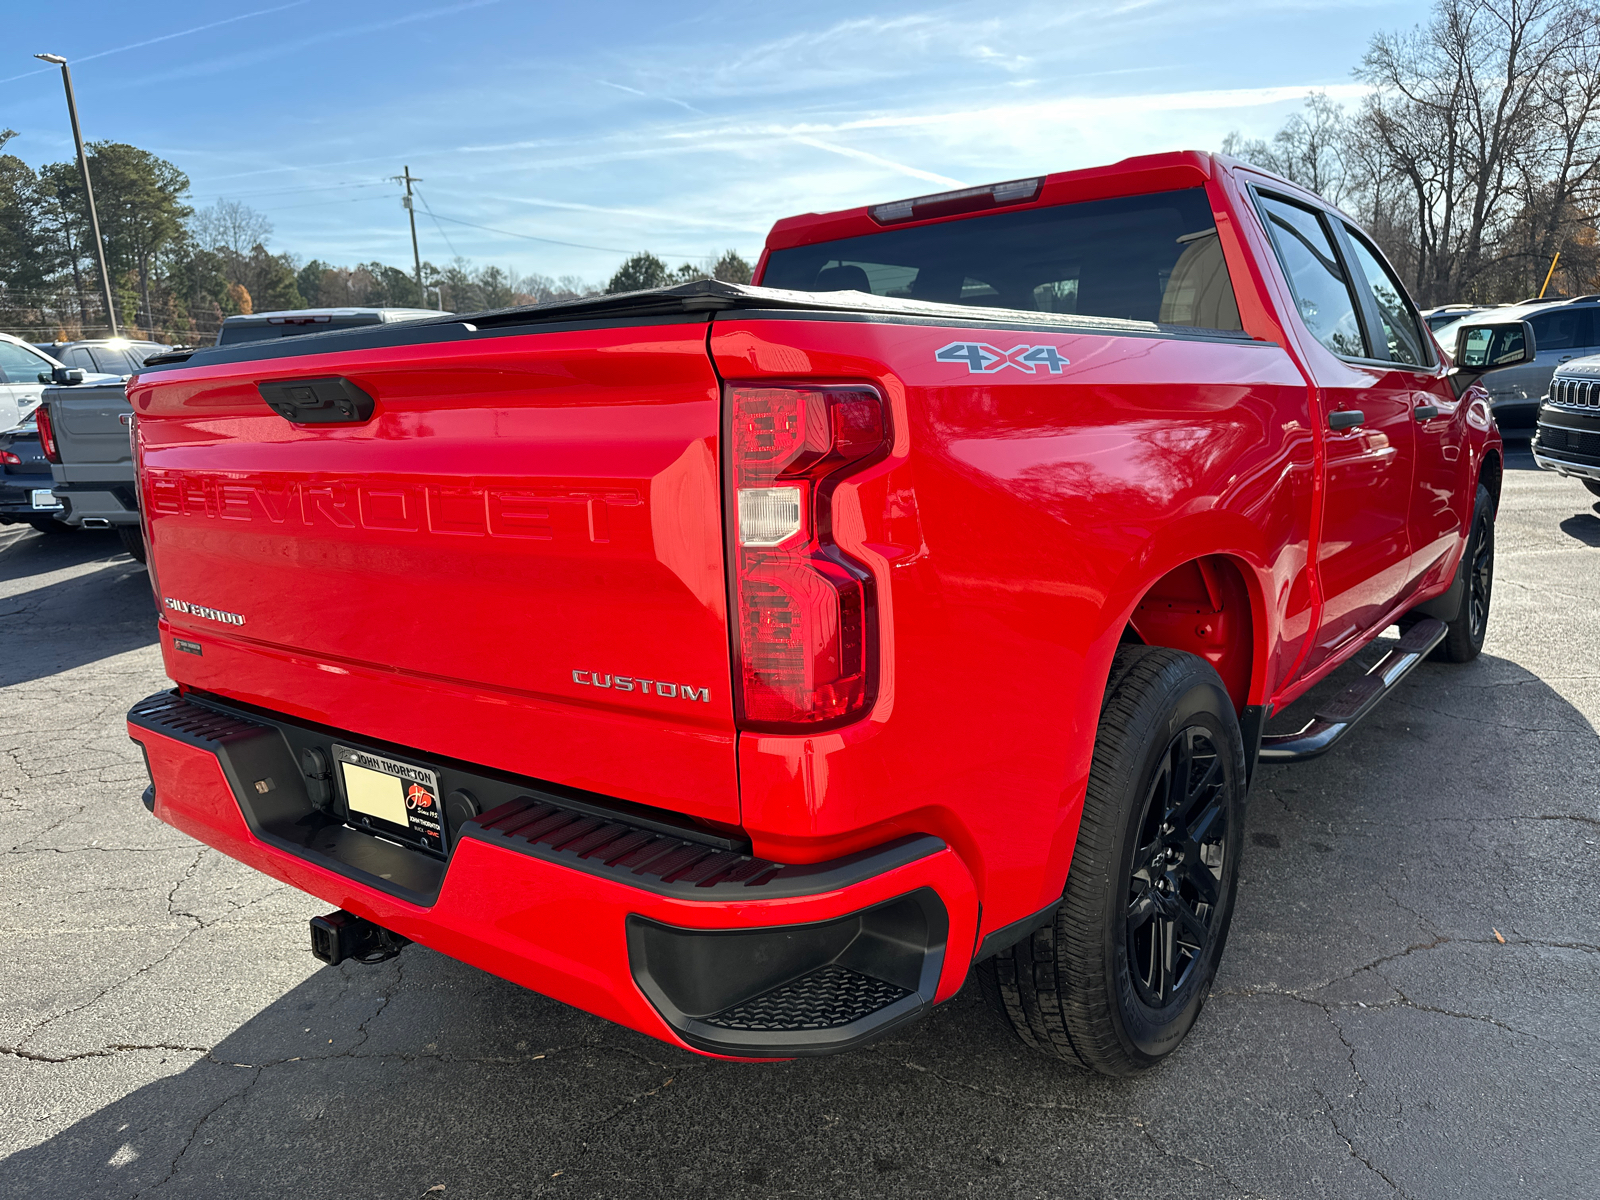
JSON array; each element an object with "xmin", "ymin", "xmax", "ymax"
[{"xmin": 141, "ymin": 279, "xmax": 1261, "ymax": 374}]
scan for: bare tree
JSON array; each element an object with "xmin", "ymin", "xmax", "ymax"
[
  {"xmin": 191, "ymin": 199, "xmax": 271, "ymax": 260},
  {"xmin": 1223, "ymin": 94, "xmax": 1351, "ymax": 204},
  {"xmin": 1355, "ymin": 0, "xmax": 1599, "ymax": 304}
]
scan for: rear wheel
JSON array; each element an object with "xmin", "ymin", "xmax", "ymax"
[
  {"xmin": 1433, "ymin": 484, "xmax": 1494, "ymax": 663},
  {"xmin": 1583, "ymin": 479, "xmax": 1600, "ymax": 500},
  {"xmin": 976, "ymin": 647, "xmax": 1245, "ymax": 1075},
  {"xmin": 118, "ymin": 524, "xmax": 147, "ymax": 564}
]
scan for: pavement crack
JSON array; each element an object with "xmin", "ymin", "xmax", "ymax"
[
  {"xmin": 135, "ymin": 1064, "xmax": 263, "ymax": 1199},
  {"xmin": 0, "ymin": 1042, "xmax": 211, "ymax": 1063},
  {"xmin": 1133, "ymin": 1122, "xmax": 1267, "ymax": 1198}
]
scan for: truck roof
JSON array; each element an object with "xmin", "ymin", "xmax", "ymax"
[{"xmin": 763, "ymin": 150, "xmax": 1222, "ymax": 253}]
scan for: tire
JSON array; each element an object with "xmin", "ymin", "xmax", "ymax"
[
  {"xmin": 26, "ymin": 518, "xmax": 71, "ymax": 535},
  {"xmin": 1432, "ymin": 484, "xmax": 1494, "ymax": 663},
  {"xmin": 1583, "ymin": 479, "xmax": 1600, "ymax": 500},
  {"xmin": 118, "ymin": 524, "xmax": 148, "ymax": 564},
  {"xmin": 976, "ymin": 647, "xmax": 1246, "ymax": 1076}
]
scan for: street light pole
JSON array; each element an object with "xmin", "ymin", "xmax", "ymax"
[{"xmin": 34, "ymin": 54, "xmax": 119, "ymax": 337}]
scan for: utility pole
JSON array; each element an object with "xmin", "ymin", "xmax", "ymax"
[
  {"xmin": 35, "ymin": 54, "xmax": 119, "ymax": 337},
  {"xmin": 395, "ymin": 166, "xmax": 424, "ymax": 307}
]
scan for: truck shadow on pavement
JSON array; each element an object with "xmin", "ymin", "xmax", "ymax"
[
  {"xmin": 0, "ymin": 527, "xmax": 157, "ymax": 687},
  {"xmin": 4, "ymin": 641, "xmax": 1598, "ymax": 1200},
  {"xmin": 1557, "ymin": 511, "xmax": 1600, "ymax": 546}
]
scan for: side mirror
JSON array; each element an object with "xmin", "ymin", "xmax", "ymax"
[
  {"xmin": 1450, "ymin": 321, "xmax": 1535, "ymax": 396},
  {"xmin": 47, "ymin": 367, "xmax": 86, "ymax": 385}
]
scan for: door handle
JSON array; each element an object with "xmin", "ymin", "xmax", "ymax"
[
  {"xmin": 1328, "ymin": 410, "xmax": 1364, "ymax": 430},
  {"xmin": 1413, "ymin": 404, "xmax": 1439, "ymax": 421}
]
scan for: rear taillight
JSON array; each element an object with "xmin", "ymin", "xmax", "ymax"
[
  {"xmin": 0, "ymin": 450, "xmax": 19, "ymax": 465},
  {"xmin": 727, "ymin": 384, "xmax": 888, "ymax": 731},
  {"xmin": 35, "ymin": 405, "xmax": 60, "ymax": 463}
]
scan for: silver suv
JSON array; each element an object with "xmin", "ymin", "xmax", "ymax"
[
  {"xmin": 1433, "ymin": 295, "xmax": 1600, "ymax": 431},
  {"xmin": 1533, "ymin": 352, "xmax": 1600, "ymax": 496}
]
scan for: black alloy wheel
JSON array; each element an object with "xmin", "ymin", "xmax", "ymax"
[
  {"xmin": 1124, "ymin": 726, "xmax": 1230, "ymax": 1010},
  {"xmin": 1466, "ymin": 504, "xmax": 1494, "ymax": 644},
  {"xmin": 976, "ymin": 647, "xmax": 1245, "ymax": 1076},
  {"xmin": 1432, "ymin": 483, "xmax": 1494, "ymax": 663}
]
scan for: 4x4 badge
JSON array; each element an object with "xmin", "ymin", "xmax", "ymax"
[{"xmin": 935, "ymin": 342, "xmax": 1070, "ymax": 374}]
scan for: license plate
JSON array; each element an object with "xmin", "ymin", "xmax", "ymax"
[
  {"xmin": 31, "ymin": 489, "xmax": 61, "ymax": 509},
  {"xmin": 333, "ymin": 744, "xmax": 445, "ymax": 853}
]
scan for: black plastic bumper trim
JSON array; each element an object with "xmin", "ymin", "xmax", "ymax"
[
  {"xmin": 127, "ymin": 689, "xmax": 946, "ymax": 907},
  {"xmin": 972, "ymin": 898, "xmax": 1061, "ymax": 962},
  {"xmin": 628, "ymin": 888, "xmax": 948, "ymax": 1058}
]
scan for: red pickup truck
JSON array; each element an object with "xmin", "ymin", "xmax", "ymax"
[{"xmin": 125, "ymin": 151, "xmax": 1523, "ymax": 1076}]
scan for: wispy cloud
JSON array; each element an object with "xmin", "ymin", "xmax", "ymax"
[{"xmin": 0, "ymin": 1, "xmax": 311, "ymax": 86}]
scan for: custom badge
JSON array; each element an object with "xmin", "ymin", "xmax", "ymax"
[{"xmin": 935, "ymin": 341, "xmax": 1071, "ymax": 374}]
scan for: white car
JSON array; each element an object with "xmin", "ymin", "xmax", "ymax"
[{"xmin": 0, "ymin": 334, "xmax": 69, "ymax": 431}]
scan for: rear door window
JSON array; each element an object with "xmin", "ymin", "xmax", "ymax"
[
  {"xmin": 1255, "ymin": 195, "xmax": 1367, "ymax": 359},
  {"xmin": 1528, "ymin": 309, "xmax": 1586, "ymax": 352},
  {"xmin": 88, "ymin": 347, "xmax": 138, "ymax": 374},
  {"xmin": 762, "ymin": 187, "xmax": 1243, "ymax": 331}
]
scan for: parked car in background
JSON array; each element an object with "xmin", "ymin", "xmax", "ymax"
[
  {"xmin": 216, "ymin": 307, "xmax": 446, "ymax": 347},
  {"xmin": 35, "ymin": 376, "xmax": 145, "ymax": 561},
  {"xmin": 0, "ymin": 415, "xmax": 68, "ymax": 534},
  {"xmin": 1533, "ymin": 351, "xmax": 1600, "ymax": 498},
  {"xmin": 1421, "ymin": 303, "xmax": 1486, "ymax": 331},
  {"xmin": 0, "ymin": 333, "xmax": 71, "ymax": 431},
  {"xmin": 33, "ymin": 337, "xmax": 171, "ymax": 377},
  {"xmin": 1433, "ymin": 295, "xmax": 1600, "ymax": 431}
]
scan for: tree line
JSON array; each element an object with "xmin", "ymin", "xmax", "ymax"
[
  {"xmin": 1226, "ymin": 0, "xmax": 1600, "ymax": 306},
  {"xmin": 0, "ymin": 134, "xmax": 753, "ymax": 346}
]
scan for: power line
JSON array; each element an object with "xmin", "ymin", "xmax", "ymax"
[{"xmin": 411, "ymin": 187, "xmax": 458, "ymax": 257}]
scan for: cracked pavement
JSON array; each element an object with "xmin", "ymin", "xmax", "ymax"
[{"xmin": 2, "ymin": 446, "xmax": 1597, "ymax": 1199}]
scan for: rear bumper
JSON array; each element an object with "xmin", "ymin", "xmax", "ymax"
[
  {"xmin": 0, "ymin": 473, "xmax": 63, "ymax": 518},
  {"xmin": 51, "ymin": 481, "xmax": 139, "ymax": 526},
  {"xmin": 127, "ymin": 691, "xmax": 977, "ymax": 1058}
]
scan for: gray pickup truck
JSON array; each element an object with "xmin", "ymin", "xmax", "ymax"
[{"xmin": 36, "ymin": 376, "xmax": 145, "ymax": 562}]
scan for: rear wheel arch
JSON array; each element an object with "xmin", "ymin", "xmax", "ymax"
[{"xmin": 1124, "ymin": 554, "xmax": 1262, "ymax": 715}]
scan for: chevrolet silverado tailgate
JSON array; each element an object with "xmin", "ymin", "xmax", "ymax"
[{"xmin": 131, "ymin": 317, "xmax": 737, "ymax": 826}]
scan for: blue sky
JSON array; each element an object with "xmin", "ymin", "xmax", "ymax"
[{"xmin": 4, "ymin": 0, "xmax": 1432, "ymax": 285}]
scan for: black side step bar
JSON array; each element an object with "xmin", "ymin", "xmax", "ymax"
[{"xmin": 1259, "ymin": 617, "xmax": 1447, "ymax": 763}]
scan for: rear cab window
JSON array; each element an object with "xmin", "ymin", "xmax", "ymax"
[
  {"xmin": 761, "ymin": 187, "xmax": 1243, "ymax": 332},
  {"xmin": 217, "ymin": 317, "xmax": 384, "ymax": 347}
]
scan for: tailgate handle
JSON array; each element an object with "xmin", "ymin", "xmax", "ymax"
[{"xmin": 258, "ymin": 377, "xmax": 375, "ymax": 425}]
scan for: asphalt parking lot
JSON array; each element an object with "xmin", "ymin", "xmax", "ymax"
[{"xmin": 2, "ymin": 444, "xmax": 1596, "ymax": 1200}]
